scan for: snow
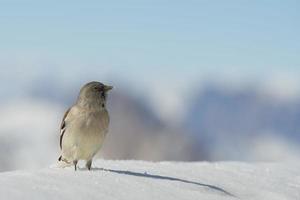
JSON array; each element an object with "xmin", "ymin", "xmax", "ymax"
[{"xmin": 0, "ymin": 160, "xmax": 299, "ymax": 200}]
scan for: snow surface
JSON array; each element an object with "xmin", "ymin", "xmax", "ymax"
[{"xmin": 0, "ymin": 160, "xmax": 299, "ymax": 200}]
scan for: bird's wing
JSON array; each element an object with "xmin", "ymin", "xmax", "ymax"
[{"xmin": 60, "ymin": 107, "xmax": 71, "ymax": 149}]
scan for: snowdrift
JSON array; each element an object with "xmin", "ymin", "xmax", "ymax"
[{"xmin": 0, "ymin": 160, "xmax": 299, "ymax": 200}]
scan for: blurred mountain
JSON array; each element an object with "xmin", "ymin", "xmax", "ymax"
[
  {"xmin": 23, "ymin": 81, "xmax": 300, "ymax": 161},
  {"xmin": 184, "ymin": 85, "xmax": 300, "ymax": 160},
  {"xmin": 1, "ymin": 80, "xmax": 300, "ymax": 172}
]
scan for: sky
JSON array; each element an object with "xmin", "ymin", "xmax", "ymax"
[{"xmin": 0, "ymin": 0, "xmax": 299, "ymax": 118}]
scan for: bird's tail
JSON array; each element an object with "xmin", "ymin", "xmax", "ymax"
[{"xmin": 57, "ymin": 155, "xmax": 72, "ymax": 168}]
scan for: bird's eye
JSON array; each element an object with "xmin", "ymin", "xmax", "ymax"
[{"xmin": 93, "ymin": 86, "xmax": 98, "ymax": 90}]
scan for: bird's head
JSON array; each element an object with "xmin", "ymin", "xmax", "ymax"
[{"xmin": 77, "ymin": 81, "xmax": 113, "ymax": 109}]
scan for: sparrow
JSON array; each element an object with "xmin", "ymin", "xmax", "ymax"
[{"xmin": 58, "ymin": 81, "xmax": 113, "ymax": 171}]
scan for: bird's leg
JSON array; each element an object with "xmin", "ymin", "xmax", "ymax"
[
  {"xmin": 73, "ymin": 160, "xmax": 78, "ymax": 171},
  {"xmin": 86, "ymin": 160, "xmax": 92, "ymax": 170}
]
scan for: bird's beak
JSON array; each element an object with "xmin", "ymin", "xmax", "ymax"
[{"xmin": 104, "ymin": 85, "xmax": 113, "ymax": 91}]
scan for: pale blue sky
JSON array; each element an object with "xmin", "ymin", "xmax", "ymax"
[{"xmin": 0, "ymin": 0, "xmax": 299, "ymax": 88}]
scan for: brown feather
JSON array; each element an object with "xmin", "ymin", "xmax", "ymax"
[{"xmin": 60, "ymin": 108, "xmax": 71, "ymax": 149}]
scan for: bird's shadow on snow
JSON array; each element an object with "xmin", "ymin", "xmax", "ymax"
[{"xmin": 89, "ymin": 167, "xmax": 235, "ymax": 197}]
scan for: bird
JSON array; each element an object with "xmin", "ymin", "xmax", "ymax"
[{"xmin": 58, "ymin": 81, "xmax": 113, "ymax": 171}]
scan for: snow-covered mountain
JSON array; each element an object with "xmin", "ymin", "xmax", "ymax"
[
  {"xmin": 1, "ymin": 160, "xmax": 299, "ymax": 200},
  {"xmin": 1, "ymin": 80, "xmax": 300, "ymax": 172}
]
